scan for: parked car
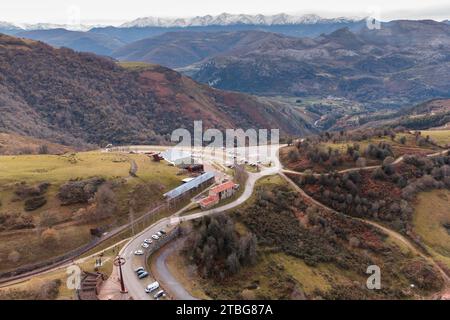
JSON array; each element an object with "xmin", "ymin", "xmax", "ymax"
[
  {"xmin": 145, "ymin": 281, "xmax": 160, "ymax": 293},
  {"xmin": 138, "ymin": 271, "xmax": 149, "ymax": 279},
  {"xmin": 153, "ymin": 290, "xmax": 165, "ymax": 299},
  {"xmin": 136, "ymin": 269, "xmax": 146, "ymax": 276},
  {"xmin": 134, "ymin": 267, "xmax": 145, "ymax": 273},
  {"xmin": 144, "ymin": 239, "xmax": 153, "ymax": 244},
  {"xmin": 159, "ymin": 230, "xmax": 166, "ymax": 235},
  {"xmin": 134, "ymin": 250, "xmax": 144, "ymax": 256},
  {"xmin": 151, "ymin": 235, "xmax": 160, "ymax": 240},
  {"xmin": 142, "ymin": 243, "xmax": 149, "ymax": 248},
  {"xmin": 156, "ymin": 231, "xmax": 162, "ymax": 237}
]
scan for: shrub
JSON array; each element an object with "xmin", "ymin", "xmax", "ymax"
[
  {"xmin": 40, "ymin": 228, "xmax": 60, "ymax": 248},
  {"xmin": 288, "ymin": 149, "xmax": 300, "ymax": 162},
  {"xmin": 58, "ymin": 177, "xmax": 105, "ymax": 205},
  {"xmin": 372, "ymin": 167, "xmax": 386, "ymax": 180},
  {"xmin": 24, "ymin": 196, "xmax": 47, "ymax": 211}
]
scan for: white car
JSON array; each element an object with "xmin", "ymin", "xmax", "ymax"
[
  {"xmin": 141, "ymin": 243, "xmax": 149, "ymax": 248},
  {"xmin": 145, "ymin": 281, "xmax": 160, "ymax": 293},
  {"xmin": 156, "ymin": 231, "xmax": 162, "ymax": 237},
  {"xmin": 153, "ymin": 290, "xmax": 165, "ymax": 299},
  {"xmin": 134, "ymin": 250, "xmax": 144, "ymax": 255},
  {"xmin": 144, "ymin": 239, "xmax": 153, "ymax": 244},
  {"xmin": 151, "ymin": 235, "xmax": 160, "ymax": 240},
  {"xmin": 134, "ymin": 267, "xmax": 145, "ymax": 273}
]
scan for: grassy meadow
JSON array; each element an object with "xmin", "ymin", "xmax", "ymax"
[{"xmin": 0, "ymin": 151, "xmax": 185, "ymax": 273}]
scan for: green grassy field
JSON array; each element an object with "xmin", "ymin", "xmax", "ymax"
[
  {"xmin": 0, "ymin": 151, "xmax": 186, "ymax": 273},
  {"xmin": 0, "ymin": 152, "xmax": 182, "ymax": 185},
  {"xmin": 413, "ymin": 190, "xmax": 450, "ymax": 257},
  {"xmin": 419, "ymin": 130, "xmax": 450, "ymax": 147}
]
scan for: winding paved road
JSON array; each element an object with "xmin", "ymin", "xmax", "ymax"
[
  {"xmin": 116, "ymin": 145, "xmax": 283, "ymax": 300},
  {"xmin": 151, "ymin": 239, "xmax": 196, "ymax": 300},
  {"xmin": 118, "ymin": 146, "xmax": 450, "ymax": 300},
  {"xmin": 4, "ymin": 144, "xmax": 447, "ymax": 299}
]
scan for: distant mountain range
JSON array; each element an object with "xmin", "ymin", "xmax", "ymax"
[
  {"xmin": 111, "ymin": 30, "xmax": 284, "ymax": 68},
  {"xmin": 17, "ymin": 29, "xmax": 126, "ymax": 56},
  {"xmin": 120, "ymin": 13, "xmax": 361, "ymax": 28},
  {"xmin": 107, "ymin": 19, "xmax": 450, "ymax": 108},
  {"xmin": 182, "ymin": 20, "xmax": 450, "ymax": 108},
  {"xmin": 1, "ymin": 13, "xmax": 367, "ymax": 53},
  {"xmin": 0, "ymin": 22, "xmax": 97, "ymax": 33},
  {"xmin": 0, "ymin": 34, "xmax": 314, "ymax": 146},
  {"xmin": 5, "ymin": 18, "xmax": 448, "ymax": 109}
]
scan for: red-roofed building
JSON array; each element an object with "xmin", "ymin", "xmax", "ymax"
[
  {"xmin": 210, "ymin": 181, "xmax": 237, "ymax": 199},
  {"xmin": 198, "ymin": 194, "xmax": 219, "ymax": 209},
  {"xmin": 197, "ymin": 181, "xmax": 239, "ymax": 209}
]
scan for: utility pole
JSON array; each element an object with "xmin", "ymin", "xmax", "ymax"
[
  {"xmin": 129, "ymin": 198, "xmax": 136, "ymax": 236},
  {"xmin": 114, "ymin": 256, "xmax": 127, "ymax": 293}
]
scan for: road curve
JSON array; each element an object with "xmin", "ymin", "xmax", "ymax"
[
  {"xmin": 280, "ymin": 172, "xmax": 450, "ymax": 286},
  {"xmin": 152, "ymin": 239, "xmax": 197, "ymax": 300},
  {"xmin": 117, "ymin": 145, "xmax": 283, "ymax": 300}
]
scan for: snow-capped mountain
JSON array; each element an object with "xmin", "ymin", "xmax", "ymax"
[
  {"xmin": 121, "ymin": 13, "xmax": 361, "ymax": 28},
  {"xmin": 0, "ymin": 21, "xmax": 103, "ymax": 32},
  {"xmin": 0, "ymin": 21, "xmax": 21, "ymax": 30},
  {"xmin": 19, "ymin": 23, "xmax": 101, "ymax": 32}
]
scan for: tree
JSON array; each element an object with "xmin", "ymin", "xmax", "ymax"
[
  {"xmin": 129, "ymin": 160, "xmax": 138, "ymax": 177},
  {"xmin": 234, "ymin": 164, "xmax": 248, "ymax": 186},
  {"xmin": 38, "ymin": 144, "xmax": 49, "ymax": 154},
  {"xmin": 186, "ymin": 214, "xmax": 257, "ymax": 278},
  {"xmin": 94, "ymin": 184, "xmax": 117, "ymax": 220},
  {"xmin": 226, "ymin": 252, "xmax": 240, "ymax": 274},
  {"xmin": 288, "ymin": 149, "xmax": 300, "ymax": 162},
  {"xmin": 286, "ymin": 137, "xmax": 293, "ymax": 146},
  {"xmin": 372, "ymin": 167, "xmax": 386, "ymax": 180}
]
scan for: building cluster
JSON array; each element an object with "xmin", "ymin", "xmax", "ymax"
[{"xmin": 158, "ymin": 148, "xmax": 239, "ymax": 209}]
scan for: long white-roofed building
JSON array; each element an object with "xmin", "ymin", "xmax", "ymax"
[{"xmin": 163, "ymin": 172, "xmax": 215, "ymax": 204}]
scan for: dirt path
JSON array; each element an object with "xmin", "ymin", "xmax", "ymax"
[{"xmin": 283, "ymin": 149, "xmax": 449, "ymax": 177}]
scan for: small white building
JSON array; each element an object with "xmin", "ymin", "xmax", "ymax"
[{"xmin": 161, "ymin": 149, "xmax": 193, "ymax": 166}]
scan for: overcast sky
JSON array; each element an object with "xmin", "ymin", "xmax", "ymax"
[{"xmin": 1, "ymin": 0, "xmax": 449, "ymax": 25}]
